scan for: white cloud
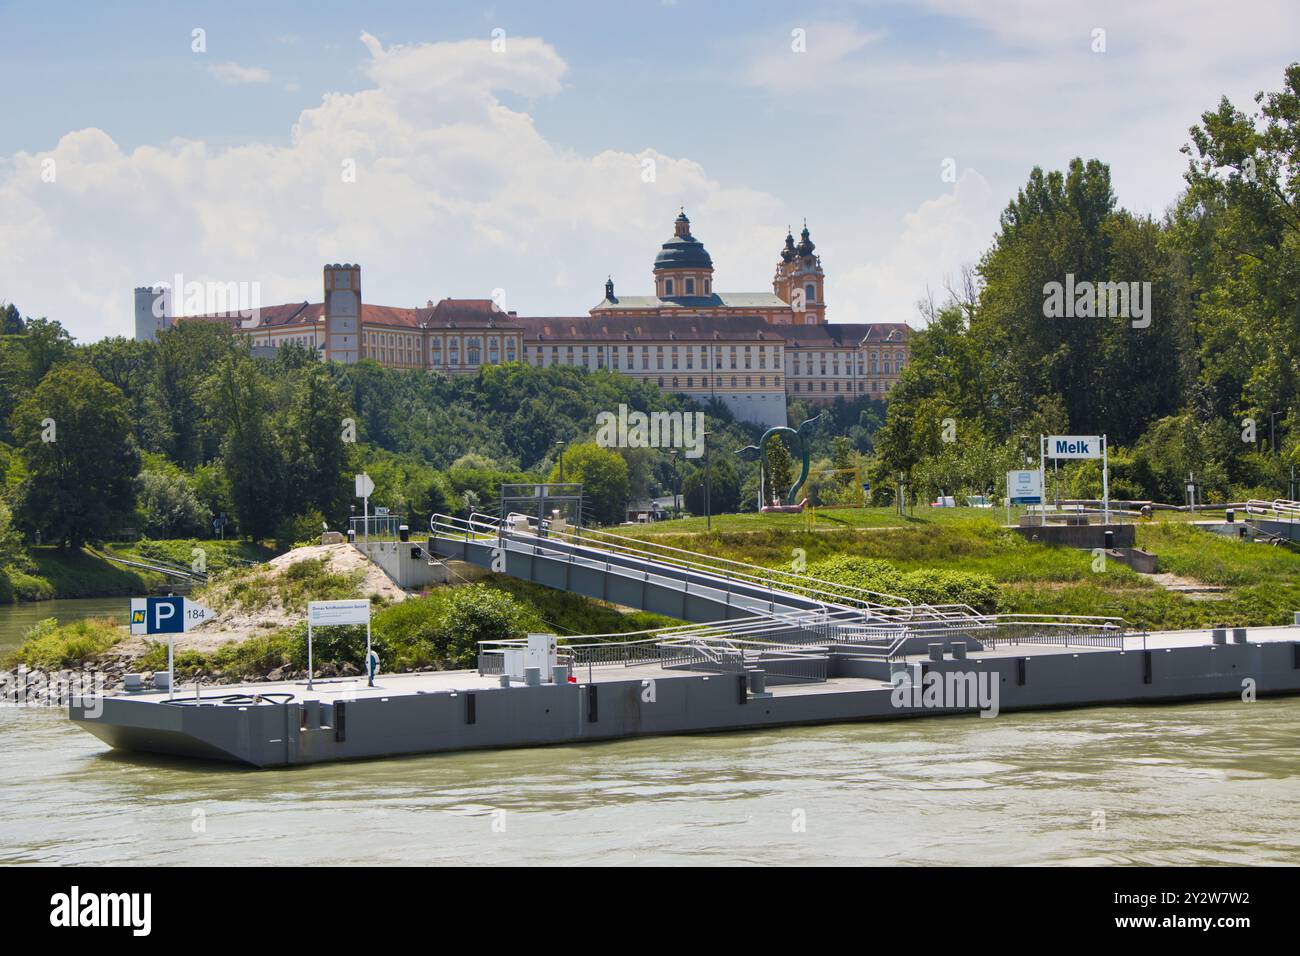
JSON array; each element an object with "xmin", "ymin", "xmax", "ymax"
[
  {"xmin": 207, "ymin": 61, "xmax": 273, "ymax": 85},
  {"xmin": 0, "ymin": 32, "xmax": 791, "ymax": 339},
  {"xmin": 834, "ymin": 169, "xmax": 998, "ymax": 325}
]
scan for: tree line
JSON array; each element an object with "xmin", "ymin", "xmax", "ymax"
[{"xmin": 870, "ymin": 64, "xmax": 1300, "ymax": 505}]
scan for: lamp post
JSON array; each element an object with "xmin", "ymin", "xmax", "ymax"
[
  {"xmin": 554, "ymin": 440, "xmax": 567, "ymax": 482},
  {"xmin": 703, "ymin": 431, "xmax": 713, "ymax": 531},
  {"xmin": 669, "ymin": 449, "xmax": 681, "ymax": 519}
]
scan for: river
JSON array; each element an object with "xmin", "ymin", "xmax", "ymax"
[
  {"xmin": 2, "ymin": 599, "xmax": 1298, "ymax": 865},
  {"xmin": 0, "ymin": 597, "xmax": 127, "ymax": 658},
  {"xmin": 2, "ymin": 686, "xmax": 1298, "ymax": 865}
]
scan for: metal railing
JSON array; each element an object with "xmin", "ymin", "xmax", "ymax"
[
  {"xmin": 1246, "ymin": 499, "xmax": 1300, "ymax": 523},
  {"xmin": 439, "ymin": 510, "xmax": 964, "ymax": 627},
  {"xmin": 350, "ymin": 514, "xmax": 407, "ymax": 543}
]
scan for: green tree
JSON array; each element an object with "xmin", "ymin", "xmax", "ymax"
[
  {"xmin": 547, "ymin": 442, "xmax": 630, "ymax": 525},
  {"xmin": 11, "ymin": 365, "xmax": 140, "ymax": 547},
  {"xmin": 283, "ymin": 364, "xmax": 352, "ymax": 525},
  {"xmin": 683, "ymin": 457, "xmax": 741, "ymax": 515},
  {"xmin": 135, "ymin": 469, "xmax": 208, "ymax": 537},
  {"xmin": 209, "ymin": 354, "xmax": 285, "ymax": 539},
  {"xmin": 764, "ymin": 433, "xmax": 794, "ymax": 503}
]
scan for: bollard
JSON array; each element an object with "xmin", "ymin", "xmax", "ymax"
[
  {"xmin": 552, "ymin": 664, "xmax": 569, "ymax": 685},
  {"xmin": 1212, "ymin": 629, "xmax": 1227, "ymax": 646},
  {"xmin": 1226, "ymin": 509, "xmax": 1235, "ymax": 523},
  {"xmin": 950, "ymin": 643, "xmax": 967, "ymax": 660},
  {"xmin": 1232, "ymin": 627, "xmax": 1247, "ymax": 645},
  {"xmin": 1103, "ymin": 530, "xmax": 1115, "ymax": 550},
  {"xmin": 524, "ymin": 666, "xmax": 542, "ymax": 687},
  {"xmin": 749, "ymin": 669, "xmax": 767, "ymax": 695},
  {"xmin": 498, "ymin": 674, "xmax": 510, "ymax": 688},
  {"xmin": 301, "ymin": 698, "xmax": 320, "ymax": 731},
  {"xmin": 928, "ymin": 643, "xmax": 944, "ymax": 662}
]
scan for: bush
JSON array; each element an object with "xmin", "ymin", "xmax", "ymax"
[
  {"xmin": 4, "ymin": 617, "xmax": 123, "ymax": 669},
  {"xmin": 135, "ymin": 470, "xmax": 208, "ymax": 537},
  {"xmin": 807, "ymin": 555, "xmax": 1002, "ymax": 613}
]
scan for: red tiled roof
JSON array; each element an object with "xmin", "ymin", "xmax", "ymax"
[
  {"xmin": 417, "ymin": 299, "xmax": 521, "ymax": 329},
  {"xmin": 181, "ymin": 298, "xmax": 520, "ymax": 331}
]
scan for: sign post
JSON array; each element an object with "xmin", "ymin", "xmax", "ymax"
[
  {"xmin": 130, "ymin": 596, "xmax": 213, "ymax": 701},
  {"xmin": 1006, "ymin": 470, "xmax": 1043, "ymax": 526},
  {"xmin": 1102, "ymin": 434, "xmax": 1110, "ymax": 524},
  {"xmin": 307, "ymin": 599, "xmax": 374, "ymax": 690},
  {"xmin": 355, "ymin": 473, "xmax": 375, "ymax": 551},
  {"xmin": 1044, "ymin": 435, "xmax": 1107, "ymax": 524}
]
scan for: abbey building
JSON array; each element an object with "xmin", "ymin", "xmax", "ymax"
[{"xmin": 137, "ymin": 210, "xmax": 911, "ymax": 428}]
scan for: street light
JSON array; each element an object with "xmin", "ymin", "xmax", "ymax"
[
  {"xmin": 702, "ymin": 431, "xmax": 713, "ymax": 531},
  {"xmin": 554, "ymin": 440, "xmax": 567, "ymax": 482},
  {"xmin": 668, "ymin": 449, "xmax": 681, "ymax": 519}
]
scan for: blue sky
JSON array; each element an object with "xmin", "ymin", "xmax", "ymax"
[{"xmin": 2, "ymin": 0, "xmax": 1296, "ymax": 340}]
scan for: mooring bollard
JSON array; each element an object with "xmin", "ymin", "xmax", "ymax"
[{"xmin": 1233, "ymin": 627, "xmax": 1248, "ymax": 644}]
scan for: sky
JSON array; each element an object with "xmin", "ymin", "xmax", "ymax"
[{"xmin": 1, "ymin": 0, "xmax": 1296, "ymax": 341}]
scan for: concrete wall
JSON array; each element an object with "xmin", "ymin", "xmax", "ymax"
[
  {"xmin": 363, "ymin": 540, "xmax": 447, "ymax": 590},
  {"xmin": 1012, "ymin": 522, "xmax": 1135, "ymax": 548}
]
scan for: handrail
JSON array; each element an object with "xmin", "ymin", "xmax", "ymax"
[
  {"xmin": 448, "ymin": 511, "xmax": 847, "ymax": 620},
  {"xmin": 491, "ymin": 511, "xmax": 940, "ymax": 625},
  {"xmin": 434, "ymin": 510, "xmax": 1130, "ymax": 663},
  {"xmin": 539, "ymin": 517, "xmax": 920, "ymax": 615}
]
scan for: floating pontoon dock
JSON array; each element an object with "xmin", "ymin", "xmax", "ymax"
[{"xmin": 71, "ymin": 618, "xmax": 1300, "ymax": 768}]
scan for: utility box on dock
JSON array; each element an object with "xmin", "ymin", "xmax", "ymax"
[{"xmin": 504, "ymin": 634, "xmax": 559, "ymax": 682}]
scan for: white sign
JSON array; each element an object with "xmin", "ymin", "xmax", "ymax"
[
  {"xmin": 355, "ymin": 473, "xmax": 375, "ymax": 498},
  {"xmin": 129, "ymin": 596, "xmax": 212, "ymax": 635},
  {"xmin": 1045, "ymin": 435, "xmax": 1103, "ymax": 459},
  {"xmin": 1006, "ymin": 470, "xmax": 1043, "ymax": 504},
  {"xmin": 308, "ymin": 599, "xmax": 371, "ymax": 626}
]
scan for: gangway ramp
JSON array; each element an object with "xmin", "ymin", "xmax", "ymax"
[{"xmin": 427, "ymin": 512, "xmax": 983, "ymax": 629}]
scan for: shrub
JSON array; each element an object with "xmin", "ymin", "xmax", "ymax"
[
  {"xmin": 4, "ymin": 617, "xmax": 123, "ymax": 669},
  {"xmin": 807, "ymin": 555, "xmax": 1002, "ymax": 613}
]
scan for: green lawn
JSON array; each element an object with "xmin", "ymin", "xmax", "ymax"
[{"xmin": 600, "ymin": 509, "xmax": 1300, "ymax": 632}]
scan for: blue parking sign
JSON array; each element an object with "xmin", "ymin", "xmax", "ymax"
[{"xmin": 147, "ymin": 596, "xmax": 185, "ymax": 634}]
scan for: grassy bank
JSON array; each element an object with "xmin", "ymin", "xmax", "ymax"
[
  {"xmin": 614, "ymin": 510, "xmax": 1300, "ymax": 632},
  {"xmin": 0, "ymin": 617, "xmax": 125, "ymax": 669},
  {"xmin": 134, "ymin": 578, "xmax": 675, "ymax": 681},
  {"xmin": 0, "ymin": 547, "xmax": 160, "ymax": 602},
  {"xmin": 0, "ymin": 539, "xmax": 276, "ymax": 604}
]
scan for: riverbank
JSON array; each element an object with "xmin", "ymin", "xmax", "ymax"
[
  {"xmin": 0, "ymin": 541, "xmax": 675, "ymax": 699},
  {"xmin": 0, "ymin": 538, "xmax": 275, "ymax": 603},
  {"xmin": 622, "ymin": 512, "xmax": 1300, "ymax": 631}
]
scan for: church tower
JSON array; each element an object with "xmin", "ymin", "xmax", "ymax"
[
  {"xmin": 652, "ymin": 209, "xmax": 714, "ymax": 299},
  {"xmin": 773, "ymin": 222, "xmax": 825, "ymax": 324}
]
